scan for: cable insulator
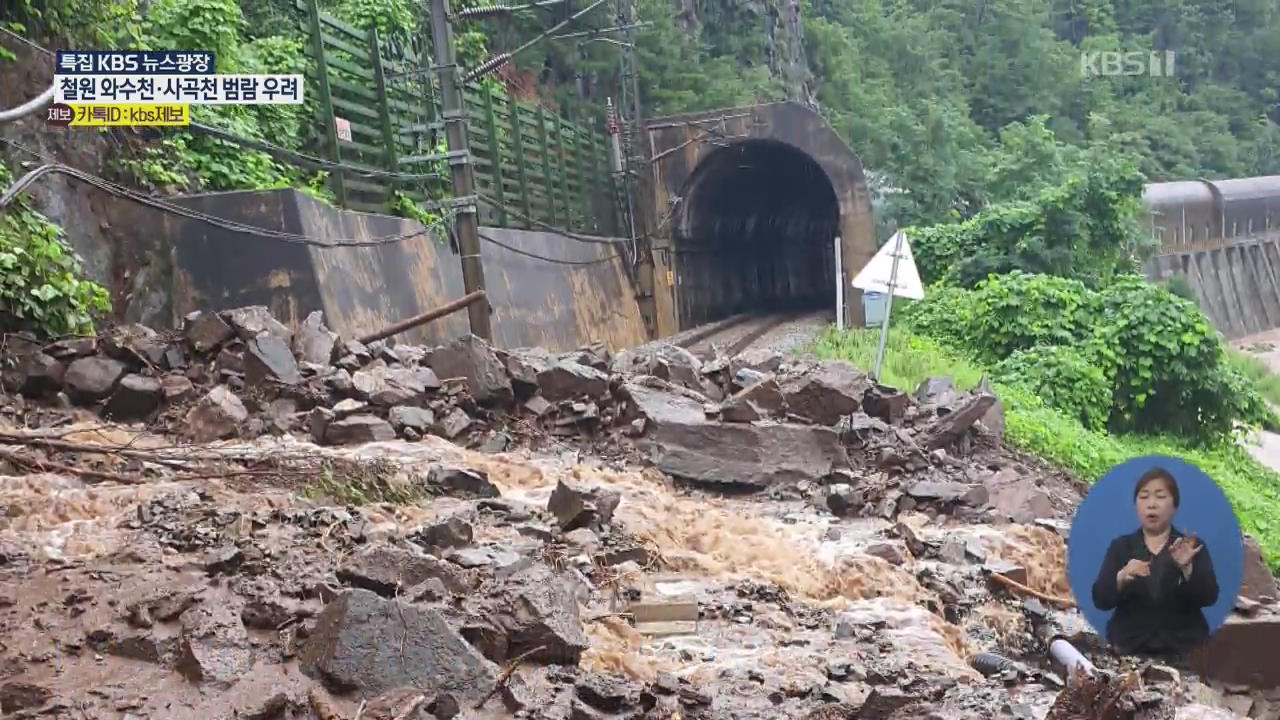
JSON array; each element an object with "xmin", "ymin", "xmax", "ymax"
[
  {"xmin": 463, "ymin": 52, "xmax": 512, "ymax": 83},
  {"xmin": 455, "ymin": 4, "xmax": 517, "ymax": 20}
]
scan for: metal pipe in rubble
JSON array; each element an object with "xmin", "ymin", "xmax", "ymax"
[
  {"xmin": 0, "ymin": 81, "xmax": 55, "ymax": 123},
  {"xmin": 1049, "ymin": 637, "xmax": 1096, "ymax": 678}
]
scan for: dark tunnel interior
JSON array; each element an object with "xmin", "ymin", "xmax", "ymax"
[{"xmin": 671, "ymin": 139, "xmax": 840, "ymax": 328}]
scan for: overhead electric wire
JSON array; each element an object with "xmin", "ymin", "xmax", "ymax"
[
  {"xmin": 462, "ymin": 0, "xmax": 608, "ymax": 83},
  {"xmin": 0, "ymin": 28, "xmax": 635, "ymax": 260},
  {"xmin": 186, "ymin": 122, "xmax": 447, "ymax": 181},
  {"xmin": 0, "ymin": 141, "xmax": 455, "ymax": 248},
  {"xmin": 475, "ymin": 191, "xmax": 631, "ymax": 244},
  {"xmin": 477, "ymin": 231, "xmax": 619, "ymax": 265}
]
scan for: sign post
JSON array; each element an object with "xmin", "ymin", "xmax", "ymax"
[
  {"xmin": 851, "ymin": 229, "xmax": 924, "ymax": 382},
  {"xmin": 834, "ymin": 235, "xmax": 843, "ymax": 331}
]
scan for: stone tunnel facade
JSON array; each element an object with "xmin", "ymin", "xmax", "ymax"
[{"xmin": 635, "ymin": 101, "xmax": 878, "ymax": 337}]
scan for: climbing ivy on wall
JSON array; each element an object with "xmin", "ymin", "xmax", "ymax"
[{"xmin": 0, "ymin": 164, "xmax": 111, "ymax": 338}]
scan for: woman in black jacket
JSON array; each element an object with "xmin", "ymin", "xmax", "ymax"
[{"xmin": 1091, "ymin": 467, "xmax": 1219, "ymax": 657}]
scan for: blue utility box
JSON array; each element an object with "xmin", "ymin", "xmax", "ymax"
[{"xmin": 863, "ymin": 291, "xmax": 887, "ymax": 327}]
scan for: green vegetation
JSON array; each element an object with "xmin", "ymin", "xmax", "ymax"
[
  {"xmin": 1227, "ymin": 348, "xmax": 1280, "ymax": 409},
  {"xmin": 302, "ymin": 457, "xmax": 428, "ymax": 506},
  {"xmin": 0, "ymin": 164, "xmax": 110, "ymax": 338},
  {"xmin": 812, "ymin": 326, "xmax": 1280, "ymax": 572},
  {"xmin": 901, "ymin": 269, "xmax": 1277, "ymax": 440}
]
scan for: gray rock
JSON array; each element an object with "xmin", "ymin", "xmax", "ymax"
[
  {"xmin": 621, "ymin": 382, "xmax": 707, "ymax": 425},
  {"xmin": 720, "ymin": 378, "xmax": 785, "ymax": 422},
  {"xmin": 176, "ymin": 602, "xmax": 253, "ymax": 687},
  {"xmin": 475, "ymin": 564, "xmax": 590, "ymax": 665},
  {"xmin": 222, "ymin": 306, "xmax": 292, "ymax": 345},
  {"xmin": 185, "ymin": 311, "xmax": 236, "ymax": 353},
  {"xmin": 300, "ymin": 589, "xmax": 499, "ymax": 701},
  {"xmin": 429, "ymin": 466, "xmax": 499, "ymax": 498},
  {"xmin": 107, "ymin": 631, "xmax": 181, "ymax": 665},
  {"xmin": 827, "ymin": 483, "xmax": 861, "ymax": 517},
  {"xmin": 13, "ymin": 352, "xmax": 64, "ymax": 397},
  {"xmin": 325, "ymin": 415, "xmax": 395, "ymax": 445},
  {"xmin": 537, "ymin": 361, "xmax": 610, "ymax": 402},
  {"xmin": 446, "ymin": 546, "xmax": 522, "ymax": 569},
  {"xmin": 161, "ymin": 373, "xmax": 195, "ymax": 402},
  {"xmin": 733, "ymin": 367, "xmax": 770, "ymax": 389},
  {"xmin": 646, "ymin": 420, "xmax": 851, "ymax": 489},
  {"xmin": 352, "ymin": 363, "xmax": 439, "ymax": 406},
  {"xmin": 915, "ymin": 376, "xmax": 958, "ymax": 404},
  {"xmin": 863, "ymin": 384, "xmax": 908, "ymax": 424},
  {"xmin": 923, "ymin": 393, "xmax": 997, "ymax": 449},
  {"xmin": 244, "ymin": 333, "xmax": 302, "ymax": 386},
  {"xmin": 1240, "ymin": 534, "xmax": 1278, "ymax": 601},
  {"xmin": 336, "ymin": 543, "xmax": 466, "ymax": 596},
  {"xmin": 0, "ymin": 682, "xmax": 52, "ymax": 714},
  {"xmin": 414, "ymin": 517, "xmax": 474, "ymax": 551},
  {"xmin": 905, "ymin": 480, "xmax": 972, "ymax": 503},
  {"xmin": 184, "ymin": 386, "xmax": 248, "ymax": 442},
  {"xmin": 427, "ymin": 334, "xmax": 513, "ymax": 405},
  {"xmin": 501, "ymin": 347, "xmax": 554, "ymax": 389},
  {"xmin": 331, "ymin": 398, "xmax": 367, "ymax": 418},
  {"xmin": 43, "ymin": 336, "xmax": 97, "ymax": 360},
  {"xmin": 733, "ymin": 348, "xmax": 784, "ymax": 374},
  {"xmin": 101, "ymin": 323, "xmax": 164, "ymax": 368},
  {"xmin": 983, "ymin": 468, "xmax": 1053, "ymax": 523},
  {"xmin": 864, "ymin": 541, "xmax": 908, "ymax": 565},
  {"xmin": 64, "ymin": 356, "xmax": 127, "ymax": 402},
  {"xmin": 614, "ymin": 343, "xmax": 703, "ymax": 392},
  {"xmin": 436, "ymin": 407, "xmax": 474, "ymax": 439},
  {"xmin": 293, "ymin": 311, "xmax": 339, "ymax": 365},
  {"xmin": 389, "ymin": 405, "xmax": 435, "ymax": 434},
  {"xmin": 547, "ymin": 479, "xmax": 620, "ymax": 531},
  {"xmin": 105, "ymin": 374, "xmax": 164, "ymax": 419},
  {"xmin": 778, "ymin": 361, "xmax": 870, "ymax": 425}
]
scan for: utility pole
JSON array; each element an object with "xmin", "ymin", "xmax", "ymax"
[{"xmin": 430, "ymin": 0, "xmax": 492, "ymax": 340}]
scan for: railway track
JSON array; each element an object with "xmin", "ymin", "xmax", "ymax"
[{"xmin": 674, "ymin": 310, "xmax": 830, "ymax": 357}]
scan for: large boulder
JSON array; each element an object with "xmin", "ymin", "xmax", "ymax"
[
  {"xmin": 463, "ymin": 564, "xmax": 590, "ymax": 665},
  {"xmin": 428, "ymin": 334, "xmax": 513, "ymax": 405},
  {"xmin": 778, "ymin": 361, "xmax": 871, "ymax": 425},
  {"xmin": 645, "ymin": 419, "xmax": 851, "ymax": 489},
  {"xmin": 301, "ymin": 589, "xmax": 499, "ymax": 703},
  {"xmin": 64, "ymin": 356, "xmax": 127, "ymax": 403}
]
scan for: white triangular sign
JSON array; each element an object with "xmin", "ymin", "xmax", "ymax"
[{"xmin": 851, "ymin": 230, "xmax": 925, "ymax": 300}]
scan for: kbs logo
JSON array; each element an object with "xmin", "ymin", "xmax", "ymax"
[{"xmin": 1081, "ymin": 51, "xmax": 1176, "ymax": 77}]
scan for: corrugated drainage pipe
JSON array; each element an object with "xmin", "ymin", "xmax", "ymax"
[{"xmin": 0, "ymin": 81, "xmax": 55, "ymax": 123}]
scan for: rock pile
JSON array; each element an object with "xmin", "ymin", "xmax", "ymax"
[{"xmin": 0, "ymin": 307, "xmax": 1004, "ymax": 477}]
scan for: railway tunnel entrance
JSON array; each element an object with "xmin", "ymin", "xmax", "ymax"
[
  {"xmin": 672, "ymin": 139, "xmax": 840, "ymax": 328},
  {"xmin": 638, "ymin": 101, "xmax": 878, "ymax": 338}
]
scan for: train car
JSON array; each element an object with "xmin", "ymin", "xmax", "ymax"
[{"xmin": 1143, "ymin": 175, "xmax": 1280, "ymax": 250}]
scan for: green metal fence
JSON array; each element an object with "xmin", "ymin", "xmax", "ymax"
[{"xmin": 296, "ymin": 0, "xmax": 620, "ymax": 234}]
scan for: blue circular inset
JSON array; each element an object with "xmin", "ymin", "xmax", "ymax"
[{"xmin": 1067, "ymin": 455, "xmax": 1244, "ymax": 653}]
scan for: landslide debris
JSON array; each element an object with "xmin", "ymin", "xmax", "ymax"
[{"xmin": 0, "ymin": 306, "xmax": 1272, "ymax": 720}]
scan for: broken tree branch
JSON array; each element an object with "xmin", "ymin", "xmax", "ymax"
[
  {"xmin": 357, "ymin": 290, "xmax": 486, "ymax": 345},
  {"xmin": 0, "ymin": 446, "xmax": 147, "ymax": 484},
  {"xmin": 474, "ymin": 643, "xmax": 547, "ymax": 709},
  {"xmin": 990, "ymin": 572, "xmax": 1076, "ymax": 608}
]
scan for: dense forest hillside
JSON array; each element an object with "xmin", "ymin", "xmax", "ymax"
[
  {"xmin": 623, "ymin": 0, "xmax": 1280, "ymax": 226},
  {"xmin": 9, "ymin": 0, "xmax": 1277, "ymax": 228}
]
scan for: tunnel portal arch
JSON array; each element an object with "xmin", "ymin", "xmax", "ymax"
[
  {"xmin": 672, "ymin": 139, "xmax": 840, "ymax": 328},
  {"xmin": 639, "ymin": 102, "xmax": 878, "ymax": 337}
]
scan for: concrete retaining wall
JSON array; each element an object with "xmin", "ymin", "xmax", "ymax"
[
  {"xmin": 118, "ymin": 188, "xmax": 648, "ymax": 352},
  {"xmin": 1145, "ymin": 235, "xmax": 1280, "ymax": 340}
]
